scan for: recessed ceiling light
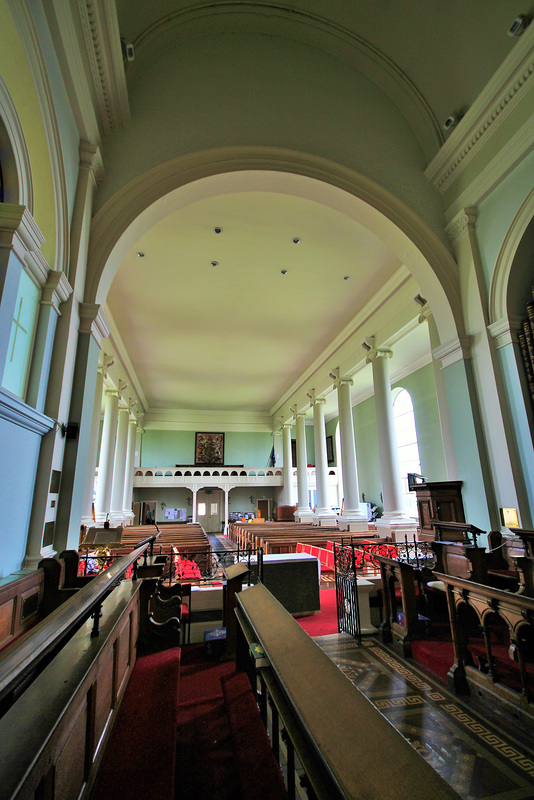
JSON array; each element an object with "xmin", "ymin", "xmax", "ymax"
[
  {"xmin": 343, "ymin": 275, "xmax": 350, "ymax": 281},
  {"xmin": 213, "ymin": 227, "xmax": 223, "ymax": 234},
  {"xmin": 280, "ymin": 269, "xmax": 288, "ymax": 275},
  {"xmin": 136, "ymin": 251, "xmax": 145, "ymax": 257},
  {"xmin": 210, "ymin": 261, "xmax": 219, "ymax": 267},
  {"xmin": 291, "ymin": 237, "xmax": 301, "ymax": 245}
]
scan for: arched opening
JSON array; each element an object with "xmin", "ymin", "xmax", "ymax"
[{"xmin": 393, "ymin": 389, "xmax": 422, "ymax": 516}]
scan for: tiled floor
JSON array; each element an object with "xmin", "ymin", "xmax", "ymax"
[{"xmin": 314, "ymin": 633, "xmax": 534, "ymax": 800}]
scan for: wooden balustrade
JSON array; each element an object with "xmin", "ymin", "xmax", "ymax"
[
  {"xmin": 235, "ymin": 582, "xmax": 460, "ymax": 800},
  {"xmin": 436, "ymin": 571, "xmax": 534, "ymax": 725}
]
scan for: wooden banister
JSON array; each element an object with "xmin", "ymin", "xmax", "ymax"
[
  {"xmin": 235, "ymin": 583, "xmax": 460, "ymax": 800},
  {"xmin": 0, "ymin": 541, "xmax": 150, "ymax": 706}
]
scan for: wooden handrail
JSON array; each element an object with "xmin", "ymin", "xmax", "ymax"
[
  {"xmin": 0, "ymin": 541, "xmax": 150, "ymax": 705},
  {"xmin": 235, "ymin": 583, "xmax": 461, "ymax": 800}
]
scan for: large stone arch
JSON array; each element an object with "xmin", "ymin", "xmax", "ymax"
[
  {"xmin": 490, "ymin": 185, "xmax": 534, "ymax": 324},
  {"xmin": 87, "ymin": 146, "xmax": 463, "ymax": 348}
]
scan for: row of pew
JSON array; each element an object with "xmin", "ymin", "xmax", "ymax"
[{"xmin": 228, "ymin": 521, "xmax": 384, "ymax": 554}]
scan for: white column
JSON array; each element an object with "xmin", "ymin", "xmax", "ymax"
[
  {"xmin": 191, "ymin": 488, "xmax": 198, "ymax": 523},
  {"xmin": 335, "ymin": 377, "xmax": 368, "ymax": 532},
  {"xmin": 122, "ymin": 416, "xmax": 138, "ymax": 523},
  {"xmin": 282, "ymin": 422, "xmax": 294, "ymax": 507},
  {"xmin": 294, "ymin": 412, "xmax": 313, "ymax": 522},
  {"xmin": 94, "ymin": 389, "xmax": 119, "ymax": 521},
  {"xmin": 81, "ymin": 363, "xmax": 105, "ymax": 524},
  {"xmin": 224, "ymin": 488, "xmax": 230, "ymax": 535},
  {"xmin": 311, "ymin": 396, "xmax": 337, "ymax": 526},
  {"xmin": 366, "ymin": 346, "xmax": 418, "ymax": 541},
  {"xmin": 110, "ymin": 400, "xmax": 130, "ymax": 522}
]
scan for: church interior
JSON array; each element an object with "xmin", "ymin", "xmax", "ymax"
[{"xmin": 1, "ymin": 1, "xmax": 534, "ymax": 798}]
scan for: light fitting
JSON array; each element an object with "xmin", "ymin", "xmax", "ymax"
[
  {"xmin": 136, "ymin": 251, "xmax": 145, "ymax": 257},
  {"xmin": 343, "ymin": 276, "xmax": 350, "ymax": 281},
  {"xmin": 280, "ymin": 269, "xmax": 288, "ymax": 275},
  {"xmin": 213, "ymin": 227, "xmax": 223, "ymax": 234},
  {"xmin": 507, "ymin": 14, "xmax": 530, "ymax": 36},
  {"xmin": 210, "ymin": 261, "xmax": 219, "ymax": 267},
  {"xmin": 443, "ymin": 111, "xmax": 463, "ymax": 131},
  {"xmin": 291, "ymin": 237, "xmax": 301, "ymax": 245}
]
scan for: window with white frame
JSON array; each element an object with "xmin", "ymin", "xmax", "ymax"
[{"xmin": 393, "ymin": 389, "xmax": 421, "ymax": 515}]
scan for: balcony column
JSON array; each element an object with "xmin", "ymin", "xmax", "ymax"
[
  {"xmin": 109, "ymin": 386, "xmax": 130, "ymax": 525},
  {"xmin": 191, "ymin": 488, "xmax": 198, "ymax": 523},
  {"xmin": 94, "ymin": 389, "xmax": 119, "ymax": 522},
  {"xmin": 282, "ymin": 422, "xmax": 294, "ymax": 507},
  {"xmin": 311, "ymin": 395, "xmax": 337, "ymax": 526},
  {"xmin": 366, "ymin": 345, "xmax": 418, "ymax": 542},
  {"xmin": 122, "ymin": 414, "xmax": 138, "ymax": 525},
  {"xmin": 334, "ymin": 375, "xmax": 368, "ymax": 532},
  {"xmin": 224, "ymin": 487, "xmax": 230, "ymax": 536},
  {"xmin": 294, "ymin": 411, "xmax": 313, "ymax": 522},
  {"xmin": 81, "ymin": 361, "xmax": 106, "ymax": 526}
]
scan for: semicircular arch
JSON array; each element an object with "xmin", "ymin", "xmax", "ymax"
[{"xmin": 87, "ymin": 147, "xmax": 463, "ymax": 347}]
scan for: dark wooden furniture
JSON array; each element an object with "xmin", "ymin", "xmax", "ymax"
[
  {"xmin": 223, "ymin": 562, "xmax": 249, "ymax": 654},
  {"xmin": 0, "ymin": 570, "xmax": 43, "ymax": 651},
  {"xmin": 410, "ymin": 480, "xmax": 465, "ymax": 540},
  {"xmin": 0, "ymin": 544, "xmax": 149, "ymax": 800},
  {"xmin": 235, "ymin": 583, "xmax": 460, "ymax": 800}
]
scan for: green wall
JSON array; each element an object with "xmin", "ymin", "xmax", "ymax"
[{"xmin": 141, "ymin": 430, "xmax": 274, "ymax": 468}]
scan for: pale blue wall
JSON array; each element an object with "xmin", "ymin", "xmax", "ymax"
[{"xmin": 0, "ymin": 416, "xmax": 41, "ymax": 577}]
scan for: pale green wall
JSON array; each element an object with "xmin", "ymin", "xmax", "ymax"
[
  {"xmin": 133, "ymin": 485, "xmax": 276, "ymax": 523},
  {"xmin": 141, "ymin": 430, "xmax": 273, "ymax": 468},
  {"xmin": 353, "ymin": 398, "xmax": 383, "ymax": 511},
  {"xmin": 228, "ymin": 487, "xmax": 275, "ymax": 516}
]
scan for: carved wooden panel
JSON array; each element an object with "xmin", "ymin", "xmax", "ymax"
[
  {"xmin": 54, "ymin": 699, "xmax": 87, "ymax": 800},
  {"xmin": 115, "ymin": 614, "xmax": 131, "ymax": 700},
  {"xmin": 0, "ymin": 597, "xmax": 15, "ymax": 647},
  {"xmin": 94, "ymin": 652, "xmax": 114, "ymax": 753}
]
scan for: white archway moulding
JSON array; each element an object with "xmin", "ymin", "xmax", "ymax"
[
  {"xmin": 87, "ymin": 146, "xmax": 463, "ymax": 346},
  {"xmin": 490, "ymin": 184, "xmax": 534, "ymax": 325},
  {"xmin": 0, "ymin": 77, "xmax": 33, "ymax": 211}
]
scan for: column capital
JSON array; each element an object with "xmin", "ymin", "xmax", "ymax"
[
  {"xmin": 79, "ymin": 141, "xmax": 105, "ymax": 185},
  {"xmin": 79, "ymin": 303, "xmax": 110, "ymax": 347},
  {"xmin": 433, "ymin": 335, "xmax": 472, "ymax": 368},
  {"xmin": 41, "ymin": 270, "xmax": 73, "ymax": 313},
  {"xmin": 445, "ymin": 207, "xmax": 477, "ymax": 244},
  {"xmin": 334, "ymin": 377, "xmax": 353, "ymax": 389},
  {"xmin": 295, "ymin": 411, "xmax": 307, "ymax": 420},
  {"xmin": 365, "ymin": 347, "xmax": 393, "ymax": 364},
  {"xmin": 104, "ymin": 387, "xmax": 119, "ymax": 398},
  {"xmin": 310, "ymin": 396, "xmax": 326, "ymax": 406}
]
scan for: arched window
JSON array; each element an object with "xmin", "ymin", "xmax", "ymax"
[{"xmin": 393, "ymin": 389, "xmax": 421, "ymax": 515}]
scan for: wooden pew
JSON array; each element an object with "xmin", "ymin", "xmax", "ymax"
[{"xmin": 0, "ymin": 570, "xmax": 43, "ymax": 652}]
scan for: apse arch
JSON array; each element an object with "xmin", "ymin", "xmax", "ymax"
[
  {"xmin": 0, "ymin": 77, "xmax": 33, "ymax": 210},
  {"xmin": 87, "ymin": 147, "xmax": 463, "ymax": 348}
]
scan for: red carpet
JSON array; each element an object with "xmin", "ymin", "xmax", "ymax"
[
  {"xmin": 91, "ymin": 646, "xmax": 181, "ymax": 800},
  {"xmin": 296, "ymin": 588, "xmax": 339, "ymax": 636},
  {"xmin": 175, "ymin": 645, "xmax": 240, "ymax": 800}
]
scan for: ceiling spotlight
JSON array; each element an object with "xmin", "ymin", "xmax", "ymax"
[
  {"xmin": 280, "ymin": 269, "xmax": 288, "ymax": 275},
  {"xmin": 213, "ymin": 227, "xmax": 223, "ymax": 234},
  {"xmin": 443, "ymin": 111, "xmax": 463, "ymax": 131},
  {"xmin": 210, "ymin": 260, "xmax": 219, "ymax": 267},
  {"xmin": 291, "ymin": 237, "xmax": 301, "ymax": 245},
  {"xmin": 343, "ymin": 275, "xmax": 350, "ymax": 281},
  {"xmin": 136, "ymin": 251, "xmax": 145, "ymax": 257},
  {"xmin": 507, "ymin": 14, "xmax": 530, "ymax": 36}
]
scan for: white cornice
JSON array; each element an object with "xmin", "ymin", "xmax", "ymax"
[
  {"xmin": 0, "ymin": 387, "xmax": 54, "ymax": 435},
  {"xmin": 0, "ymin": 204, "xmax": 49, "ymax": 286},
  {"xmin": 487, "ymin": 316, "xmax": 523, "ymax": 349},
  {"xmin": 0, "ymin": 76, "xmax": 34, "ymax": 211},
  {"xmin": 76, "ymin": 0, "xmax": 130, "ymax": 135},
  {"xmin": 143, "ymin": 408, "xmax": 274, "ymax": 433},
  {"xmin": 41, "ymin": 270, "xmax": 73, "ymax": 313},
  {"xmin": 425, "ymin": 24, "xmax": 534, "ymax": 201}
]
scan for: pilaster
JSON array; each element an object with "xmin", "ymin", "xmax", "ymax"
[
  {"xmin": 293, "ymin": 409, "xmax": 313, "ymax": 523},
  {"xmin": 333, "ymin": 373, "xmax": 368, "ymax": 532}
]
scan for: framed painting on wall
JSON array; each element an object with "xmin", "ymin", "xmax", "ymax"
[
  {"xmin": 326, "ymin": 435, "xmax": 334, "ymax": 464},
  {"xmin": 195, "ymin": 432, "xmax": 225, "ymax": 465}
]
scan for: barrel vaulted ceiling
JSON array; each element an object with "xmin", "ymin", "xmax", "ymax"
[{"xmin": 46, "ymin": 0, "xmax": 529, "ymax": 424}]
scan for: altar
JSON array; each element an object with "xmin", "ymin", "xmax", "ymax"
[{"xmin": 252, "ymin": 553, "xmax": 321, "ymax": 615}]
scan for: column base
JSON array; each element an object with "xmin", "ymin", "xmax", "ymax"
[
  {"xmin": 294, "ymin": 509, "xmax": 314, "ymax": 523},
  {"xmin": 121, "ymin": 510, "xmax": 135, "ymax": 526},
  {"xmin": 336, "ymin": 514, "xmax": 369, "ymax": 533},
  {"xmin": 375, "ymin": 517, "xmax": 418, "ymax": 543},
  {"xmin": 312, "ymin": 511, "xmax": 338, "ymax": 527},
  {"xmin": 22, "ymin": 544, "xmax": 56, "ymax": 570}
]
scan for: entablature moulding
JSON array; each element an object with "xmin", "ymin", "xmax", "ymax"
[{"xmin": 425, "ymin": 24, "xmax": 534, "ymax": 215}]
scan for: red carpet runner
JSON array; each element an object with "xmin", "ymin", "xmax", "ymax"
[{"xmin": 295, "ymin": 587, "xmax": 339, "ymax": 636}]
